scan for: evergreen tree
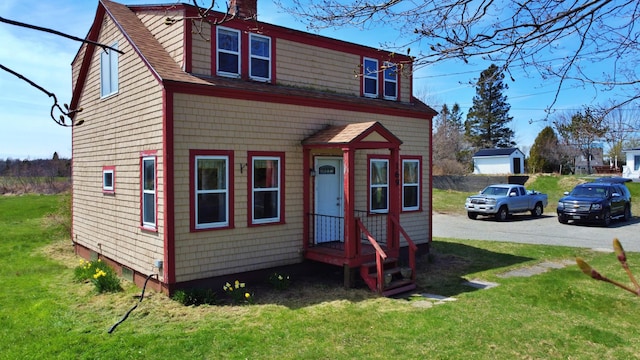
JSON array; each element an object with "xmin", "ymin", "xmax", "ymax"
[
  {"xmin": 528, "ymin": 126, "xmax": 561, "ymax": 173},
  {"xmin": 465, "ymin": 64, "xmax": 515, "ymax": 149}
]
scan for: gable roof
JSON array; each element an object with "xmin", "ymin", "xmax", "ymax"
[
  {"xmin": 71, "ymin": 0, "xmax": 436, "ymax": 119},
  {"xmin": 302, "ymin": 121, "xmax": 402, "ymax": 147},
  {"xmin": 473, "ymin": 148, "xmax": 522, "ymax": 157}
]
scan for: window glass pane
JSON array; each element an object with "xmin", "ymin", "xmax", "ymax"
[
  {"xmin": 364, "ymin": 59, "xmax": 377, "ymax": 76},
  {"xmin": 403, "ymin": 186, "xmax": 418, "ymax": 208},
  {"xmin": 251, "ymin": 36, "xmax": 269, "ymax": 57},
  {"xmin": 371, "ymin": 187, "xmax": 388, "ymax": 210},
  {"xmin": 363, "ymin": 58, "xmax": 378, "ymax": 96},
  {"xmin": 364, "ymin": 78, "xmax": 377, "ymax": 95},
  {"xmin": 198, "ymin": 193, "xmax": 226, "ymax": 224},
  {"xmin": 100, "ymin": 50, "xmax": 110, "ymax": 95},
  {"xmin": 218, "ymin": 29, "xmax": 239, "ymax": 51},
  {"xmin": 198, "ymin": 158, "xmax": 226, "ymax": 190},
  {"xmin": 143, "ymin": 159, "xmax": 155, "ymax": 191},
  {"xmin": 384, "ymin": 65, "xmax": 397, "ymax": 80},
  {"xmin": 110, "ymin": 46, "xmax": 119, "ymax": 93},
  {"xmin": 635, "ymin": 156, "xmax": 640, "ymax": 171},
  {"xmin": 103, "ymin": 172, "xmax": 113, "ymax": 189},
  {"xmin": 251, "ymin": 58, "xmax": 269, "ymax": 78},
  {"xmin": 403, "ymin": 161, "xmax": 418, "ymax": 184},
  {"xmin": 218, "ymin": 53, "xmax": 239, "ymax": 74},
  {"xmin": 384, "ymin": 81, "xmax": 397, "ymax": 98},
  {"xmin": 143, "ymin": 193, "xmax": 155, "ymax": 223},
  {"xmin": 254, "ymin": 190, "xmax": 278, "ymax": 219},
  {"xmin": 254, "ymin": 159, "xmax": 278, "ymax": 188},
  {"xmin": 371, "ymin": 161, "xmax": 387, "ymax": 185}
]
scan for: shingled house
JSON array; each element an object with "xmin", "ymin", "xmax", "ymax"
[{"xmin": 71, "ymin": 0, "xmax": 436, "ymax": 296}]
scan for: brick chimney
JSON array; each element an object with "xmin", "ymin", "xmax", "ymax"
[{"xmin": 228, "ymin": 0, "xmax": 257, "ymax": 20}]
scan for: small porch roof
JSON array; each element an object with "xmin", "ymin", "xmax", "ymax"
[{"xmin": 302, "ymin": 121, "xmax": 402, "ymax": 148}]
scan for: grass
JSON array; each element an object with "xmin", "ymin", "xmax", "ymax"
[
  {"xmin": 2, "ymin": 193, "xmax": 640, "ymax": 358},
  {"xmin": 434, "ymin": 174, "xmax": 640, "ymax": 216}
]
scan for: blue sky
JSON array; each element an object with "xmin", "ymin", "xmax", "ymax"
[{"xmin": 0, "ymin": 0, "xmax": 603, "ymax": 159}]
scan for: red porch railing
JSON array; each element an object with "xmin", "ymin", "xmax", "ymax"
[
  {"xmin": 390, "ymin": 215, "xmax": 417, "ymax": 281},
  {"xmin": 356, "ymin": 217, "xmax": 387, "ymax": 293}
]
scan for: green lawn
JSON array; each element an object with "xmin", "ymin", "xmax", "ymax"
[{"xmin": 2, "ymin": 193, "xmax": 640, "ymax": 358}]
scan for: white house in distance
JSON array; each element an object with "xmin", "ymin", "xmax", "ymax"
[
  {"xmin": 472, "ymin": 148, "xmax": 525, "ymax": 175},
  {"xmin": 622, "ymin": 148, "xmax": 640, "ymax": 179}
]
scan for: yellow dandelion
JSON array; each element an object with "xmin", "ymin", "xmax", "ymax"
[{"xmin": 245, "ymin": 292, "xmax": 250, "ymax": 299}]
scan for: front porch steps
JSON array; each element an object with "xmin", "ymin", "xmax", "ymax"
[{"xmin": 360, "ymin": 257, "xmax": 416, "ymax": 297}]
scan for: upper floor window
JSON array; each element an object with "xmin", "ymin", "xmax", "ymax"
[
  {"xmin": 250, "ymin": 152, "xmax": 284, "ymax": 225},
  {"xmin": 383, "ymin": 62, "xmax": 397, "ymax": 100},
  {"xmin": 363, "ymin": 58, "xmax": 378, "ymax": 98},
  {"xmin": 217, "ymin": 27, "xmax": 241, "ymax": 77},
  {"xmin": 100, "ymin": 42, "xmax": 119, "ymax": 97},
  {"xmin": 402, "ymin": 158, "xmax": 420, "ymax": 211},
  {"xmin": 249, "ymin": 33, "xmax": 271, "ymax": 81},
  {"xmin": 369, "ymin": 158, "xmax": 389, "ymax": 213},
  {"xmin": 193, "ymin": 153, "xmax": 231, "ymax": 230}
]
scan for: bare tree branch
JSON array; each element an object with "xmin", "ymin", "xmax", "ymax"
[
  {"xmin": 0, "ymin": 16, "xmax": 122, "ymax": 55},
  {"xmin": 0, "ymin": 64, "xmax": 83, "ymax": 127},
  {"xmin": 279, "ymin": 0, "xmax": 640, "ymax": 113},
  {"xmin": 0, "ymin": 16, "xmax": 126, "ymax": 127}
]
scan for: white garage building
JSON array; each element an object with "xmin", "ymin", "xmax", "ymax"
[{"xmin": 473, "ymin": 148, "xmax": 525, "ymax": 175}]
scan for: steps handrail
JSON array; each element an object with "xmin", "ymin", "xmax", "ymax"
[
  {"xmin": 389, "ymin": 215, "xmax": 417, "ymax": 281},
  {"xmin": 356, "ymin": 217, "xmax": 387, "ymax": 293},
  {"xmin": 356, "ymin": 217, "xmax": 387, "ymax": 259}
]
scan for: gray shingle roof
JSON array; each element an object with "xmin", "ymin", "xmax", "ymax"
[{"xmin": 473, "ymin": 148, "xmax": 520, "ymax": 157}]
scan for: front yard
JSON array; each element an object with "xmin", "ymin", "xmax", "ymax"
[{"xmin": 2, "ymin": 193, "xmax": 640, "ymax": 359}]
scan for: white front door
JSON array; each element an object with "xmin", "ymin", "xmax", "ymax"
[{"xmin": 314, "ymin": 158, "xmax": 344, "ymax": 243}]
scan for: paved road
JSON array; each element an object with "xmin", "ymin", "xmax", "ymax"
[{"xmin": 433, "ymin": 211, "xmax": 640, "ymax": 252}]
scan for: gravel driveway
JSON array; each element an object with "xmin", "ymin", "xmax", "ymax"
[{"xmin": 432, "ymin": 212, "xmax": 640, "ymax": 252}]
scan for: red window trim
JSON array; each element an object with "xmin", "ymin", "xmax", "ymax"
[
  {"xmin": 247, "ymin": 151, "xmax": 285, "ymax": 227},
  {"xmin": 401, "ymin": 155, "xmax": 423, "ymax": 213},
  {"xmin": 212, "ymin": 25, "xmax": 276, "ymax": 83},
  {"xmin": 360, "ymin": 56, "xmax": 402, "ymax": 101},
  {"xmin": 189, "ymin": 149, "xmax": 235, "ymax": 232},
  {"xmin": 140, "ymin": 154, "xmax": 158, "ymax": 232},
  {"xmin": 367, "ymin": 154, "xmax": 391, "ymax": 215},
  {"xmin": 102, "ymin": 165, "xmax": 116, "ymax": 194}
]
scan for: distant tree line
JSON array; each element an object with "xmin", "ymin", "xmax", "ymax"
[
  {"xmin": 432, "ymin": 64, "xmax": 640, "ymax": 175},
  {"xmin": 0, "ymin": 152, "xmax": 70, "ymax": 194}
]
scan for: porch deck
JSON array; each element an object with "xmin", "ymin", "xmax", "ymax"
[{"xmin": 304, "ymin": 211, "xmax": 387, "ymax": 267}]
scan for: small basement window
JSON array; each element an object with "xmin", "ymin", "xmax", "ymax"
[{"xmin": 102, "ymin": 166, "xmax": 115, "ymax": 194}]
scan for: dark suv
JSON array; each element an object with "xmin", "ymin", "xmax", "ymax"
[{"xmin": 557, "ymin": 182, "xmax": 632, "ymax": 226}]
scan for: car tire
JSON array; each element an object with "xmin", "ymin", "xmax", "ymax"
[
  {"xmin": 531, "ymin": 203, "xmax": 543, "ymax": 217},
  {"xmin": 558, "ymin": 214, "xmax": 568, "ymax": 224},
  {"xmin": 601, "ymin": 209, "xmax": 612, "ymax": 227},
  {"xmin": 467, "ymin": 212, "xmax": 478, "ymax": 220},
  {"xmin": 496, "ymin": 206, "xmax": 508, "ymax": 221},
  {"xmin": 623, "ymin": 205, "xmax": 632, "ymax": 222}
]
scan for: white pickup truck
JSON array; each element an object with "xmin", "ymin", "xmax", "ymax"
[{"xmin": 465, "ymin": 184, "xmax": 549, "ymax": 221}]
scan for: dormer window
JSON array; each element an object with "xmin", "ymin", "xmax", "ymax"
[
  {"xmin": 383, "ymin": 62, "xmax": 397, "ymax": 100},
  {"xmin": 249, "ymin": 33, "xmax": 271, "ymax": 81},
  {"xmin": 217, "ymin": 27, "xmax": 241, "ymax": 77},
  {"xmin": 363, "ymin": 58, "xmax": 378, "ymax": 98}
]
